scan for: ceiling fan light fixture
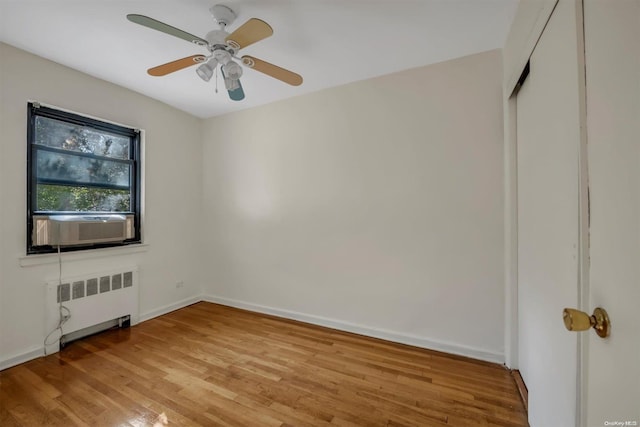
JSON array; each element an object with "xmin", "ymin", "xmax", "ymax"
[
  {"xmin": 196, "ymin": 59, "xmax": 218, "ymax": 82},
  {"xmin": 222, "ymin": 61, "xmax": 243, "ymax": 80},
  {"xmin": 224, "ymin": 77, "xmax": 240, "ymax": 92}
]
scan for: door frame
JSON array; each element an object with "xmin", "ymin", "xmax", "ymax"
[
  {"xmin": 503, "ymin": 0, "xmax": 558, "ymax": 370},
  {"xmin": 503, "ymin": 0, "xmax": 589, "ymax": 425}
]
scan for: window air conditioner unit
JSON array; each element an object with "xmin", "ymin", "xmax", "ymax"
[{"xmin": 32, "ymin": 214, "xmax": 135, "ymax": 247}]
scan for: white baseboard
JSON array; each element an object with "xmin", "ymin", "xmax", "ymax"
[
  {"xmin": 1, "ymin": 294, "xmax": 504, "ymax": 371},
  {"xmin": 202, "ymin": 294, "xmax": 504, "ymax": 364},
  {"xmin": 0, "ymin": 347, "xmax": 44, "ymax": 371},
  {"xmin": 138, "ymin": 295, "xmax": 202, "ymax": 323}
]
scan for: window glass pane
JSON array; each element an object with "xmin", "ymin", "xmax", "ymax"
[
  {"xmin": 28, "ymin": 104, "xmax": 141, "ymax": 253},
  {"xmin": 34, "ymin": 116, "xmax": 130, "ymax": 160},
  {"xmin": 37, "ymin": 184, "xmax": 130, "ymax": 212},
  {"xmin": 37, "ymin": 149, "xmax": 131, "ymax": 187}
]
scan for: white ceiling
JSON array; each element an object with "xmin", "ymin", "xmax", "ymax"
[{"xmin": 0, "ymin": 0, "xmax": 518, "ymax": 119}]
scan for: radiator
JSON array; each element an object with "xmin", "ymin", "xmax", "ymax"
[{"xmin": 45, "ymin": 267, "xmax": 139, "ymax": 354}]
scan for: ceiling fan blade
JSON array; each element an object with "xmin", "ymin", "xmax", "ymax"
[
  {"xmin": 225, "ymin": 18, "xmax": 273, "ymax": 49},
  {"xmin": 221, "ymin": 68, "xmax": 245, "ymax": 101},
  {"xmin": 127, "ymin": 14, "xmax": 208, "ymax": 46},
  {"xmin": 227, "ymin": 80, "xmax": 245, "ymax": 101},
  {"xmin": 147, "ymin": 55, "xmax": 207, "ymax": 76},
  {"xmin": 241, "ymin": 56, "xmax": 303, "ymax": 86}
]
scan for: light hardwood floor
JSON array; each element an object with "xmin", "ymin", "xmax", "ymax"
[{"xmin": 0, "ymin": 302, "xmax": 528, "ymax": 426}]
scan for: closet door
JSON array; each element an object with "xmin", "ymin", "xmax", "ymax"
[{"xmin": 516, "ymin": 0, "xmax": 584, "ymax": 425}]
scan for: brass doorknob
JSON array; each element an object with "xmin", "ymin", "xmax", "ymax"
[{"xmin": 563, "ymin": 307, "xmax": 610, "ymax": 338}]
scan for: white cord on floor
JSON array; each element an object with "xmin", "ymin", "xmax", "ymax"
[{"xmin": 43, "ymin": 243, "xmax": 71, "ymax": 355}]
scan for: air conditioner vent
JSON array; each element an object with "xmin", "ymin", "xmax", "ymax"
[
  {"xmin": 79, "ymin": 222, "xmax": 125, "ymax": 241},
  {"xmin": 32, "ymin": 214, "xmax": 135, "ymax": 247}
]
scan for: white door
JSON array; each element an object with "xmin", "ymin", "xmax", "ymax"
[
  {"xmin": 516, "ymin": 0, "xmax": 584, "ymax": 425},
  {"xmin": 583, "ymin": 0, "xmax": 640, "ymax": 425}
]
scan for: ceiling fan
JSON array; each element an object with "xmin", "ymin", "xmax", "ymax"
[{"xmin": 126, "ymin": 4, "xmax": 303, "ymax": 101}]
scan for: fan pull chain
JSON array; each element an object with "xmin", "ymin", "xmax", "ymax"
[{"xmin": 215, "ymin": 66, "xmax": 219, "ymax": 94}]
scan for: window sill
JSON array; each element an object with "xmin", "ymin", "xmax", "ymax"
[{"xmin": 19, "ymin": 243, "xmax": 149, "ymax": 267}]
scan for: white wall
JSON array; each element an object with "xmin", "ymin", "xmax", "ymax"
[
  {"xmin": 201, "ymin": 50, "xmax": 506, "ymax": 362},
  {"xmin": 0, "ymin": 43, "xmax": 204, "ymax": 368},
  {"xmin": 0, "ymin": 44, "xmax": 508, "ymax": 367}
]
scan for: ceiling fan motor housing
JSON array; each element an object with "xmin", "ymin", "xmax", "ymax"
[{"xmin": 205, "ymin": 29, "xmax": 228, "ymax": 46}]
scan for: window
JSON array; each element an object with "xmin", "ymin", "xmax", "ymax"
[{"xmin": 27, "ymin": 103, "xmax": 141, "ymax": 254}]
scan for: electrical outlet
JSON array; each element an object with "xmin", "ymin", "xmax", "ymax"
[{"xmin": 176, "ymin": 281, "xmax": 184, "ymax": 289}]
